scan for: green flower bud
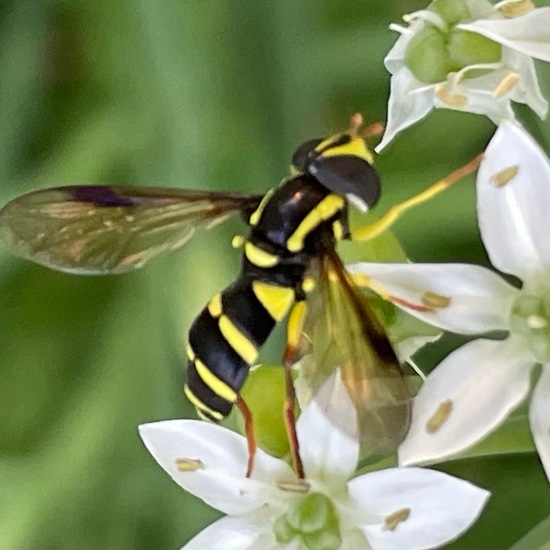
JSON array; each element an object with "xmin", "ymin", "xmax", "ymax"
[
  {"xmin": 405, "ymin": 25, "xmax": 452, "ymax": 83},
  {"xmin": 429, "ymin": 0, "xmax": 471, "ymax": 25},
  {"xmin": 303, "ymin": 528, "xmax": 343, "ymax": 550},
  {"xmin": 239, "ymin": 364, "xmax": 289, "ymax": 457},
  {"xmin": 273, "ymin": 515, "xmax": 296, "ymax": 544},
  {"xmin": 448, "ymin": 29, "xmax": 502, "ymax": 69}
]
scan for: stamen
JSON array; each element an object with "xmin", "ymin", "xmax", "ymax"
[
  {"xmin": 494, "ymin": 0, "xmax": 535, "ymax": 17},
  {"xmin": 490, "ymin": 165, "xmax": 519, "ymax": 188},
  {"xmin": 276, "ymin": 479, "xmax": 311, "ymax": 493},
  {"xmin": 426, "ymin": 399, "xmax": 453, "ymax": 433},
  {"xmin": 434, "ymin": 85, "xmax": 468, "ymax": 108},
  {"xmin": 421, "ymin": 291, "xmax": 451, "ymax": 309},
  {"xmin": 391, "ymin": 295, "xmax": 434, "ymax": 313},
  {"xmin": 450, "ymin": 63, "xmax": 502, "ymax": 87},
  {"xmin": 492, "ymin": 73, "xmax": 520, "ymax": 98},
  {"xmin": 389, "ymin": 23, "xmax": 414, "ymax": 36},
  {"xmin": 175, "ymin": 458, "xmax": 205, "ymax": 471},
  {"xmin": 384, "ymin": 508, "xmax": 411, "ymax": 531}
]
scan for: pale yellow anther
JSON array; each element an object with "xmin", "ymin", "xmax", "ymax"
[
  {"xmin": 491, "ymin": 165, "xmax": 519, "ymax": 188},
  {"xmin": 175, "ymin": 458, "xmax": 205, "ymax": 472},
  {"xmin": 434, "ymin": 85, "xmax": 468, "ymax": 108},
  {"xmin": 276, "ymin": 479, "xmax": 311, "ymax": 493},
  {"xmin": 492, "ymin": 73, "xmax": 520, "ymax": 98},
  {"xmin": 421, "ymin": 291, "xmax": 451, "ymax": 309},
  {"xmin": 426, "ymin": 399, "xmax": 453, "ymax": 433},
  {"xmin": 384, "ymin": 508, "xmax": 411, "ymax": 531},
  {"xmin": 232, "ymin": 234, "xmax": 245, "ymax": 248},
  {"xmin": 497, "ymin": 0, "xmax": 534, "ymax": 17}
]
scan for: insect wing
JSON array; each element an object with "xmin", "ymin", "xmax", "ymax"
[
  {"xmin": 0, "ymin": 186, "xmax": 262, "ymax": 274},
  {"xmin": 300, "ymin": 247, "xmax": 411, "ymax": 456}
]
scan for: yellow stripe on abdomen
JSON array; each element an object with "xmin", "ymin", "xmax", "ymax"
[
  {"xmin": 184, "ymin": 384, "xmax": 225, "ymax": 421},
  {"xmin": 194, "ymin": 358, "xmax": 238, "ymax": 403},
  {"xmin": 218, "ymin": 315, "xmax": 259, "ymax": 365}
]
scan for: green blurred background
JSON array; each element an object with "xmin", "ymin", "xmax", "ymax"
[{"xmin": 1, "ymin": 1, "xmax": 550, "ymax": 548}]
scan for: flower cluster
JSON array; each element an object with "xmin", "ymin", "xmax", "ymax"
[{"xmin": 377, "ymin": 0, "xmax": 550, "ymax": 150}]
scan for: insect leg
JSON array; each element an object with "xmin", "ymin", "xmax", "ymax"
[
  {"xmin": 283, "ymin": 300, "xmax": 308, "ymax": 480},
  {"xmin": 235, "ymin": 395, "xmax": 256, "ymax": 478},
  {"xmin": 351, "ymin": 154, "xmax": 483, "ymax": 242}
]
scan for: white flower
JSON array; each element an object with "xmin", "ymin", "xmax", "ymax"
[
  {"xmin": 377, "ymin": 0, "xmax": 550, "ymax": 151},
  {"xmin": 348, "ymin": 121, "xmax": 550, "ymax": 480},
  {"xmin": 139, "ymin": 372, "xmax": 489, "ymax": 550}
]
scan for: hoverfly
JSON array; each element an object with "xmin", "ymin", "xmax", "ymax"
[{"xmin": 0, "ymin": 115, "xmax": 481, "ymax": 478}]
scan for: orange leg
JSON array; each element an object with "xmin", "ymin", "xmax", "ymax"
[
  {"xmin": 282, "ymin": 301, "xmax": 308, "ymax": 479},
  {"xmin": 236, "ymin": 395, "xmax": 256, "ymax": 478}
]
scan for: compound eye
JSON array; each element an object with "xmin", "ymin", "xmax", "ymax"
[
  {"xmin": 291, "ymin": 138, "xmax": 323, "ymax": 172},
  {"xmin": 309, "ymin": 156, "xmax": 381, "ymax": 209}
]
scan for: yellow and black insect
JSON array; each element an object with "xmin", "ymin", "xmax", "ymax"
[{"xmin": 0, "ymin": 115, "xmax": 480, "ymax": 478}]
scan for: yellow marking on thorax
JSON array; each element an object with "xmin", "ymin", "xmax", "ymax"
[
  {"xmin": 319, "ymin": 135, "xmax": 374, "ymax": 164},
  {"xmin": 186, "ymin": 344, "xmax": 196, "ymax": 361},
  {"xmin": 218, "ymin": 315, "xmax": 259, "ymax": 365},
  {"xmin": 194, "ymin": 358, "xmax": 238, "ymax": 403},
  {"xmin": 184, "ymin": 384, "xmax": 225, "ymax": 421},
  {"xmin": 245, "ymin": 241, "xmax": 279, "ymax": 268},
  {"xmin": 208, "ymin": 293, "xmax": 223, "ymax": 318},
  {"xmin": 287, "ymin": 194, "xmax": 345, "ymax": 252},
  {"xmin": 252, "ymin": 281, "xmax": 295, "ymax": 321},
  {"xmin": 249, "ymin": 188, "xmax": 275, "ymax": 226}
]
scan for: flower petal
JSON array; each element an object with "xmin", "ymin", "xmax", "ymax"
[
  {"xmin": 347, "ymin": 262, "xmax": 518, "ymax": 334},
  {"xmin": 348, "ymin": 467, "xmax": 489, "ymax": 550},
  {"xmin": 297, "ymin": 370, "xmax": 359, "ymax": 483},
  {"xmin": 139, "ymin": 420, "xmax": 294, "ymax": 515},
  {"xmin": 398, "ymin": 337, "xmax": 533, "ymax": 466},
  {"xmin": 477, "ymin": 121, "xmax": 550, "ymax": 282},
  {"xmin": 529, "ymin": 365, "xmax": 550, "ymax": 484},
  {"xmin": 180, "ymin": 515, "xmax": 265, "ymax": 550},
  {"xmin": 505, "ymin": 49, "xmax": 548, "ymax": 118},
  {"xmin": 458, "ymin": 8, "xmax": 550, "ymax": 62},
  {"xmin": 375, "ymin": 68, "xmax": 434, "ymax": 152}
]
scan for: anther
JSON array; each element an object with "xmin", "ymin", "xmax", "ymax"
[
  {"xmin": 426, "ymin": 399, "xmax": 453, "ymax": 433},
  {"xmin": 384, "ymin": 508, "xmax": 411, "ymax": 531},
  {"xmin": 497, "ymin": 0, "xmax": 535, "ymax": 17},
  {"xmin": 490, "ymin": 165, "xmax": 519, "ymax": 188},
  {"xmin": 175, "ymin": 458, "xmax": 205, "ymax": 471},
  {"xmin": 276, "ymin": 479, "xmax": 311, "ymax": 494},
  {"xmin": 421, "ymin": 291, "xmax": 451, "ymax": 309},
  {"xmin": 492, "ymin": 73, "xmax": 520, "ymax": 98},
  {"xmin": 434, "ymin": 85, "xmax": 468, "ymax": 108}
]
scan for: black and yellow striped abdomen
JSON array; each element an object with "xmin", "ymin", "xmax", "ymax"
[
  {"xmin": 185, "ymin": 173, "xmax": 348, "ymax": 420},
  {"xmin": 185, "ymin": 276, "xmax": 298, "ymax": 420}
]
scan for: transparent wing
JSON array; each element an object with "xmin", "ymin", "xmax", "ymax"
[
  {"xmin": 300, "ymin": 244, "xmax": 412, "ymax": 457},
  {"xmin": 0, "ymin": 185, "xmax": 262, "ymax": 274}
]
